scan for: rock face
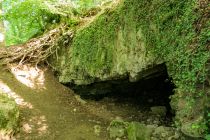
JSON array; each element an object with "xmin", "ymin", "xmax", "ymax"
[
  {"xmin": 49, "ymin": 0, "xmax": 209, "ymax": 138},
  {"xmin": 50, "ymin": 0, "xmax": 162, "ymax": 85},
  {"xmin": 0, "ymin": 93, "xmax": 19, "ymax": 137},
  {"xmin": 170, "ymin": 93, "xmax": 207, "ymax": 138}
]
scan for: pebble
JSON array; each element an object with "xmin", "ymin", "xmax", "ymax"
[
  {"xmin": 161, "ymin": 132, "xmax": 167, "ymax": 137},
  {"xmin": 147, "ymin": 124, "xmax": 157, "ymax": 129},
  {"xmin": 153, "ymin": 120, "xmax": 159, "ymax": 125},
  {"xmin": 150, "ymin": 106, "xmax": 167, "ymax": 117},
  {"xmin": 148, "ymin": 98, "xmax": 153, "ymax": 103},
  {"xmin": 94, "ymin": 125, "xmax": 101, "ymax": 136}
]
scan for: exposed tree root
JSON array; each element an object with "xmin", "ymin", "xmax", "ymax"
[{"xmin": 0, "ymin": 24, "xmax": 73, "ymax": 67}]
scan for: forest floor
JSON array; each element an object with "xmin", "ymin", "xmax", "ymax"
[{"xmin": 0, "ymin": 64, "xmax": 193, "ymax": 140}]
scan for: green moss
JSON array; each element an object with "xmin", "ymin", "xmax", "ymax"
[
  {"xmin": 135, "ymin": 0, "xmax": 209, "ymax": 136},
  {"xmin": 55, "ymin": 1, "xmax": 158, "ymax": 84},
  {"xmin": 130, "ymin": 0, "xmax": 209, "ymax": 93},
  {"xmin": 0, "ymin": 93, "xmax": 19, "ymax": 135},
  {"xmin": 71, "ymin": 8, "xmax": 120, "ymax": 74},
  {"xmin": 108, "ymin": 119, "xmax": 128, "ymax": 138},
  {"xmin": 127, "ymin": 122, "xmax": 152, "ymax": 140}
]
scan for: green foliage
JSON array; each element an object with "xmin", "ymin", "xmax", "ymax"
[
  {"xmin": 205, "ymin": 134, "xmax": 210, "ymax": 140},
  {"xmin": 0, "ymin": 110, "xmax": 8, "ymax": 128},
  {"xmin": 2, "ymin": 0, "xmax": 74, "ymax": 46},
  {"xmin": 78, "ymin": 0, "xmax": 95, "ymax": 10},
  {"xmin": 2, "ymin": 0, "xmax": 109, "ymax": 46},
  {"xmin": 108, "ymin": 120, "xmax": 152, "ymax": 140},
  {"xmin": 132, "ymin": 0, "xmax": 210, "ymax": 94},
  {"xmin": 71, "ymin": 7, "xmax": 120, "ymax": 75},
  {"xmin": 108, "ymin": 119, "xmax": 128, "ymax": 138},
  {"xmin": 0, "ymin": 93, "xmax": 19, "ymax": 132},
  {"xmin": 76, "ymin": 0, "xmax": 108, "ymax": 13},
  {"xmin": 206, "ymin": 111, "xmax": 210, "ymax": 139},
  {"xmin": 127, "ymin": 122, "xmax": 151, "ymax": 140},
  {"xmin": 3, "ymin": 0, "xmax": 45, "ymax": 46},
  {"xmin": 131, "ymin": 0, "xmax": 209, "ymax": 136}
]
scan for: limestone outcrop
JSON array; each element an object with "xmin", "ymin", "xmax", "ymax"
[
  {"xmin": 49, "ymin": 0, "xmax": 209, "ymax": 138},
  {"xmin": 50, "ymin": 0, "xmax": 162, "ymax": 85}
]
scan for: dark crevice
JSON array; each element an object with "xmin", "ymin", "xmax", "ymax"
[
  {"xmin": 68, "ymin": 65, "xmax": 174, "ymax": 101},
  {"xmin": 68, "ymin": 64, "xmax": 174, "ymax": 110},
  {"xmin": 67, "ymin": 63, "xmax": 175, "ymax": 118}
]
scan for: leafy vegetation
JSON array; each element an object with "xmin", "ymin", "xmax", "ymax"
[
  {"xmin": 130, "ymin": 0, "xmax": 209, "ymax": 136},
  {"xmin": 2, "ymin": 0, "xmax": 74, "ymax": 46},
  {"xmin": 1, "ymin": 0, "xmax": 110, "ymax": 47},
  {"xmin": 0, "ymin": 93, "xmax": 19, "ymax": 134},
  {"xmin": 0, "ymin": 0, "xmax": 209, "ymax": 138},
  {"xmin": 128, "ymin": 0, "xmax": 210, "ymax": 93}
]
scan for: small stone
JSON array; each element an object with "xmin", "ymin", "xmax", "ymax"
[
  {"xmin": 153, "ymin": 120, "xmax": 159, "ymax": 125},
  {"xmin": 146, "ymin": 125, "xmax": 157, "ymax": 130},
  {"xmin": 168, "ymin": 132, "xmax": 180, "ymax": 140},
  {"xmin": 74, "ymin": 95, "xmax": 87, "ymax": 104},
  {"xmin": 73, "ymin": 108, "xmax": 77, "ymax": 112},
  {"xmin": 94, "ymin": 125, "xmax": 101, "ymax": 136},
  {"xmin": 154, "ymin": 126, "xmax": 165, "ymax": 135},
  {"xmin": 147, "ymin": 119, "xmax": 151, "ymax": 122},
  {"xmin": 150, "ymin": 106, "xmax": 167, "ymax": 116},
  {"xmin": 148, "ymin": 98, "xmax": 153, "ymax": 103},
  {"xmin": 115, "ymin": 116, "xmax": 123, "ymax": 121},
  {"xmin": 116, "ymin": 137, "xmax": 121, "ymax": 140},
  {"xmin": 161, "ymin": 132, "xmax": 167, "ymax": 137},
  {"xmin": 174, "ymin": 132, "xmax": 180, "ymax": 139}
]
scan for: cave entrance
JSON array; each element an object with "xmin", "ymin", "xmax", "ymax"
[
  {"xmin": 71, "ymin": 63, "xmax": 174, "ymax": 106},
  {"xmin": 70, "ymin": 63, "xmax": 175, "ymax": 124},
  {"xmin": 106, "ymin": 64, "xmax": 175, "ymax": 109}
]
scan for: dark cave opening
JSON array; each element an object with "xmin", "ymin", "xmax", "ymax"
[{"xmin": 68, "ymin": 63, "xmax": 175, "ymax": 117}]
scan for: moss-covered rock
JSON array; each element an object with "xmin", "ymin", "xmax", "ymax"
[
  {"xmin": 150, "ymin": 106, "xmax": 167, "ymax": 117},
  {"xmin": 50, "ymin": 0, "xmax": 162, "ymax": 85},
  {"xmin": 0, "ymin": 93, "xmax": 19, "ymax": 137},
  {"xmin": 108, "ymin": 119, "xmax": 128, "ymax": 139},
  {"xmin": 108, "ymin": 120, "xmax": 182, "ymax": 140},
  {"xmin": 127, "ymin": 122, "xmax": 153, "ymax": 140},
  {"xmin": 50, "ymin": 0, "xmax": 209, "ymax": 138},
  {"xmin": 170, "ymin": 89, "xmax": 208, "ymax": 138},
  {"xmin": 181, "ymin": 118, "xmax": 206, "ymax": 138}
]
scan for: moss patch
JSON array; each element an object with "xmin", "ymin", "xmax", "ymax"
[
  {"xmin": 52, "ymin": 0, "xmax": 160, "ymax": 85},
  {"xmin": 0, "ymin": 93, "xmax": 19, "ymax": 135}
]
